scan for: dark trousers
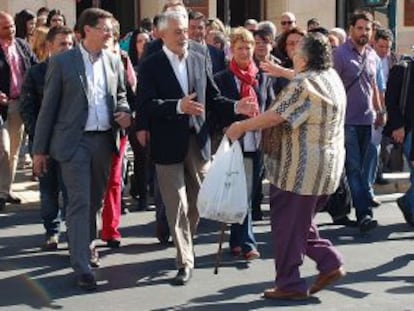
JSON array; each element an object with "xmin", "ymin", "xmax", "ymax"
[
  {"xmin": 269, "ymin": 185, "xmax": 343, "ymax": 294},
  {"xmin": 344, "ymin": 125, "xmax": 373, "ymax": 221},
  {"xmin": 128, "ymin": 130, "xmax": 150, "ymax": 203},
  {"xmin": 39, "ymin": 157, "xmax": 68, "ymax": 238},
  {"xmin": 251, "ymin": 151, "xmax": 264, "ymax": 219}
]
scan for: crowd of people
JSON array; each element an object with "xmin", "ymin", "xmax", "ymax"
[{"xmin": 0, "ymin": 0, "xmax": 413, "ymax": 298}]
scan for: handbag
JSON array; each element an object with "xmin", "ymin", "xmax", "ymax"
[{"xmin": 197, "ymin": 137, "xmax": 248, "ymax": 224}]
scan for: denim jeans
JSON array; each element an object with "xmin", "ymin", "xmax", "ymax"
[
  {"xmin": 230, "ymin": 210, "xmax": 256, "ymax": 253},
  {"xmin": 230, "ymin": 157, "xmax": 257, "ymax": 253},
  {"xmin": 362, "ymin": 142, "xmax": 380, "ymax": 199},
  {"xmin": 39, "ymin": 158, "xmax": 68, "ymax": 237},
  {"xmin": 344, "ymin": 125, "xmax": 373, "ymax": 221},
  {"xmin": 401, "ymin": 131, "xmax": 414, "ymax": 218}
]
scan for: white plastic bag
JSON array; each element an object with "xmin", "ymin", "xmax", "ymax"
[{"xmin": 197, "ymin": 136, "xmax": 248, "ymax": 224}]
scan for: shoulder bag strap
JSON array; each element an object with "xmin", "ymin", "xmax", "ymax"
[{"xmin": 345, "ymin": 54, "xmax": 367, "ymax": 92}]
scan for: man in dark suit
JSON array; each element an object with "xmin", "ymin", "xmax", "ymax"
[
  {"xmin": 0, "ymin": 11, "xmax": 37, "ymax": 210},
  {"xmin": 188, "ymin": 10, "xmax": 226, "ymax": 74},
  {"xmin": 32, "ymin": 8, "xmax": 131, "ymax": 290},
  {"xmin": 137, "ymin": 10, "xmax": 256, "ymax": 286},
  {"xmin": 384, "ymin": 56, "xmax": 414, "ymax": 226},
  {"xmin": 20, "ymin": 25, "xmax": 74, "ymax": 250},
  {"xmin": 138, "ymin": 2, "xmax": 215, "ymax": 245}
]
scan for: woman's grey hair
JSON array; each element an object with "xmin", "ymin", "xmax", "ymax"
[
  {"xmin": 158, "ymin": 10, "xmax": 188, "ymax": 32},
  {"xmin": 299, "ymin": 33, "xmax": 333, "ymax": 71},
  {"xmin": 329, "ymin": 27, "xmax": 347, "ymax": 44}
]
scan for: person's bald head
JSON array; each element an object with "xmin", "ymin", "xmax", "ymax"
[
  {"xmin": 0, "ymin": 11, "xmax": 13, "ymax": 22},
  {"xmin": 0, "ymin": 11, "xmax": 16, "ymax": 41},
  {"xmin": 280, "ymin": 11, "xmax": 296, "ymax": 33},
  {"xmin": 163, "ymin": 0, "xmax": 187, "ymax": 14}
]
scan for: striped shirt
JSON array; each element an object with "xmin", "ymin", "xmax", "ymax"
[{"xmin": 264, "ymin": 68, "xmax": 346, "ymax": 195}]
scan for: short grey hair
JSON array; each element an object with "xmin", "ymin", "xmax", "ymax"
[
  {"xmin": 329, "ymin": 27, "xmax": 347, "ymax": 45},
  {"xmin": 158, "ymin": 10, "xmax": 188, "ymax": 32},
  {"xmin": 244, "ymin": 18, "xmax": 258, "ymax": 27},
  {"xmin": 258, "ymin": 20, "xmax": 277, "ymax": 39}
]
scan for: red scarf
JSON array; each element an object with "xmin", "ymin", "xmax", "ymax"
[{"xmin": 229, "ymin": 58, "xmax": 259, "ymax": 116}]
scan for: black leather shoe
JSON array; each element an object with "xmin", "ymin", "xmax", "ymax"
[
  {"xmin": 156, "ymin": 223, "xmax": 170, "ymax": 245},
  {"xmin": 359, "ymin": 217, "xmax": 378, "ymax": 233},
  {"xmin": 137, "ymin": 198, "xmax": 148, "ymax": 211},
  {"xmin": 0, "ymin": 198, "xmax": 6, "ymax": 211},
  {"xmin": 77, "ymin": 273, "xmax": 97, "ymax": 291},
  {"xmin": 89, "ymin": 247, "xmax": 101, "ymax": 268},
  {"xmin": 252, "ymin": 210, "xmax": 263, "ymax": 221},
  {"xmin": 6, "ymin": 193, "xmax": 21, "ymax": 204},
  {"xmin": 333, "ymin": 216, "xmax": 358, "ymax": 227},
  {"xmin": 375, "ymin": 176, "xmax": 389, "ymax": 185},
  {"xmin": 106, "ymin": 239, "xmax": 121, "ymax": 248},
  {"xmin": 369, "ymin": 198, "xmax": 381, "ymax": 207},
  {"xmin": 41, "ymin": 235, "xmax": 59, "ymax": 251},
  {"xmin": 172, "ymin": 267, "xmax": 192, "ymax": 285},
  {"xmin": 121, "ymin": 207, "xmax": 130, "ymax": 215},
  {"xmin": 397, "ymin": 197, "xmax": 414, "ymax": 226}
]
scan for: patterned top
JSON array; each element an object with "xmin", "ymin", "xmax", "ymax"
[{"xmin": 264, "ymin": 68, "xmax": 346, "ymax": 195}]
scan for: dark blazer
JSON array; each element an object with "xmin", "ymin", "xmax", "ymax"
[
  {"xmin": 138, "ymin": 49, "xmax": 236, "ymax": 165},
  {"xmin": 20, "ymin": 60, "xmax": 47, "ymax": 140},
  {"xmin": 32, "ymin": 46, "xmax": 130, "ymax": 162},
  {"xmin": 207, "ymin": 44, "xmax": 226, "ymax": 74},
  {"xmin": 384, "ymin": 58, "xmax": 414, "ymax": 137},
  {"xmin": 213, "ymin": 68, "xmax": 275, "ymax": 131},
  {"xmin": 0, "ymin": 37, "xmax": 38, "ymax": 120},
  {"xmin": 136, "ymin": 38, "xmax": 213, "ymax": 132}
]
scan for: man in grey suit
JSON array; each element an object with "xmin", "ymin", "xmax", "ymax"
[{"xmin": 32, "ymin": 8, "xmax": 131, "ymax": 291}]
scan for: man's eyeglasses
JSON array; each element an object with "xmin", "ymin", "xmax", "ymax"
[
  {"xmin": 281, "ymin": 21, "xmax": 294, "ymax": 26},
  {"xmin": 255, "ymin": 40, "xmax": 272, "ymax": 45},
  {"xmin": 93, "ymin": 25, "xmax": 113, "ymax": 34}
]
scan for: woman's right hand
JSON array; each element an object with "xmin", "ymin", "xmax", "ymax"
[
  {"xmin": 260, "ymin": 60, "xmax": 294, "ymax": 80},
  {"xmin": 225, "ymin": 121, "xmax": 245, "ymax": 142},
  {"xmin": 260, "ymin": 60, "xmax": 284, "ymax": 77}
]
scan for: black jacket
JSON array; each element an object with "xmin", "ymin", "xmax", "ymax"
[
  {"xmin": 0, "ymin": 38, "xmax": 38, "ymax": 120},
  {"xmin": 138, "ymin": 49, "xmax": 236, "ymax": 164},
  {"xmin": 384, "ymin": 59, "xmax": 414, "ymax": 136},
  {"xmin": 20, "ymin": 60, "xmax": 47, "ymax": 139},
  {"xmin": 384, "ymin": 58, "xmax": 414, "ymax": 160},
  {"xmin": 136, "ymin": 39, "xmax": 213, "ymax": 132},
  {"xmin": 207, "ymin": 44, "xmax": 226, "ymax": 74}
]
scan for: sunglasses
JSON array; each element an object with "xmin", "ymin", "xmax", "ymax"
[{"xmin": 281, "ymin": 21, "xmax": 294, "ymax": 26}]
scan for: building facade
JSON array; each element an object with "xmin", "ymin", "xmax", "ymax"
[{"xmin": 0, "ymin": 0, "xmax": 411, "ymax": 55}]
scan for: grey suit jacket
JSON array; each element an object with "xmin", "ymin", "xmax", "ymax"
[{"xmin": 32, "ymin": 46, "xmax": 129, "ymax": 162}]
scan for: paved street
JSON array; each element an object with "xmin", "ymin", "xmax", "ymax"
[{"xmin": 0, "ymin": 168, "xmax": 413, "ymax": 311}]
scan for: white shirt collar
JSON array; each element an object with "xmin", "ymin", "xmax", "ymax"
[
  {"xmin": 79, "ymin": 42, "xmax": 103, "ymax": 64},
  {"xmin": 162, "ymin": 45, "xmax": 188, "ymax": 63}
]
